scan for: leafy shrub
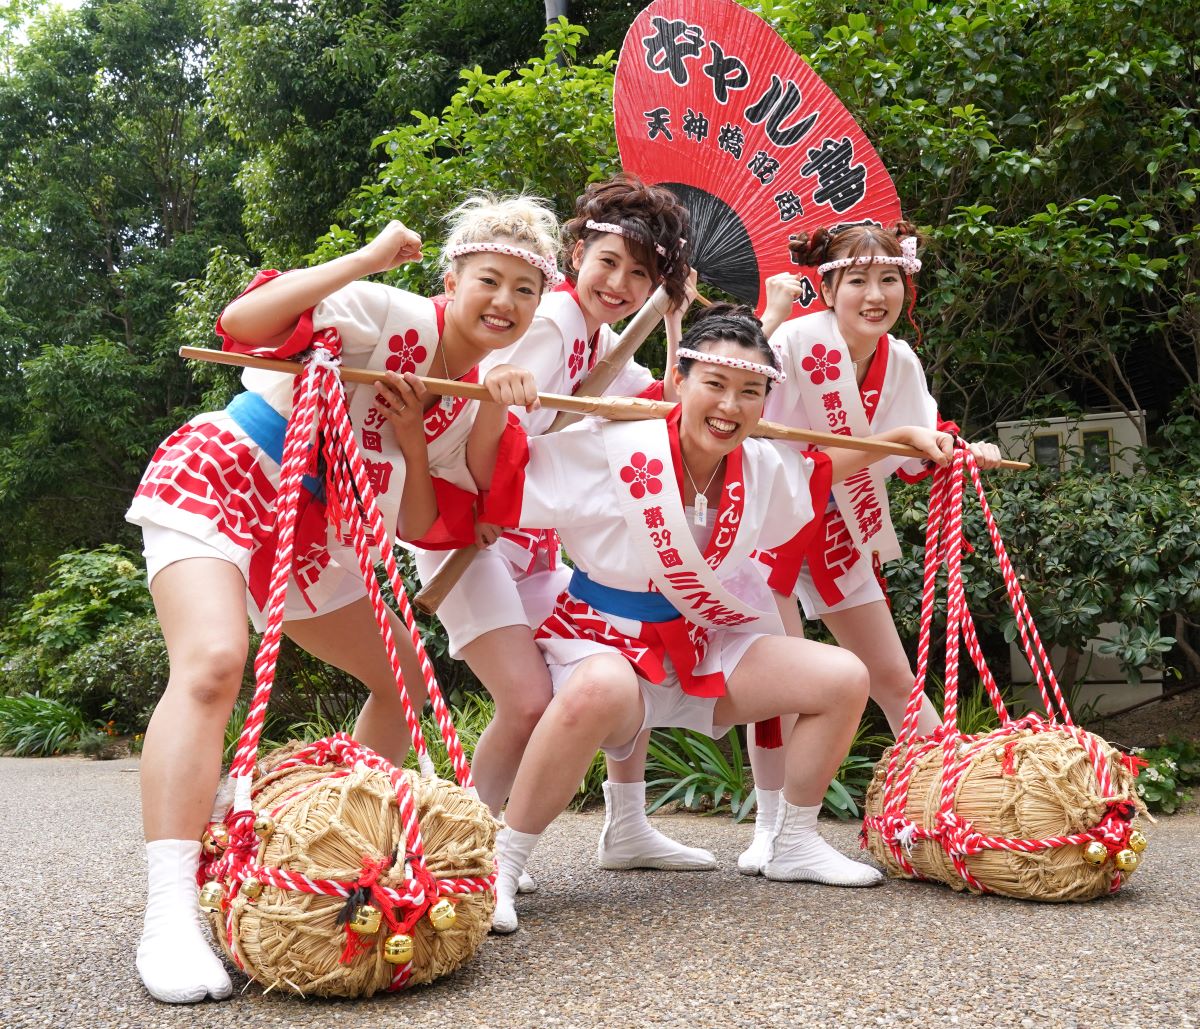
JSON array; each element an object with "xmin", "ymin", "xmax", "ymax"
[
  {"xmin": 57, "ymin": 613, "xmax": 169, "ymax": 731},
  {"xmin": 646, "ymin": 726, "xmax": 754, "ymax": 820},
  {"xmin": 0, "ymin": 693, "xmax": 91, "ymax": 756},
  {"xmin": 1, "ymin": 546, "xmax": 153, "ymax": 680},
  {"xmin": 1133, "ymin": 740, "xmax": 1200, "ymax": 815},
  {"xmin": 886, "ymin": 454, "xmax": 1200, "ymax": 698}
]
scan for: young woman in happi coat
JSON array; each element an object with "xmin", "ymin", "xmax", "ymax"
[
  {"xmin": 124, "ymin": 195, "xmax": 561, "ymax": 1003},
  {"xmin": 735, "ymin": 222, "xmax": 1003, "ymax": 875},
  {"xmin": 468, "ymin": 304, "xmax": 957, "ymax": 932},
  {"xmin": 423, "ymin": 175, "xmax": 719, "ymax": 880}
]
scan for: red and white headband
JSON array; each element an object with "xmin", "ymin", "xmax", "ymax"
[
  {"xmin": 584, "ymin": 219, "xmax": 683, "ymax": 260},
  {"xmin": 677, "ymin": 346, "xmax": 787, "ymax": 384},
  {"xmin": 444, "ymin": 241, "xmax": 564, "ymax": 290},
  {"xmin": 817, "ymin": 235, "xmax": 921, "ymax": 276}
]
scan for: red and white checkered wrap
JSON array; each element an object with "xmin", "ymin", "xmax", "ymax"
[
  {"xmin": 201, "ymin": 346, "xmax": 491, "ymax": 989},
  {"xmin": 862, "ymin": 444, "xmax": 1132, "ymax": 893}
]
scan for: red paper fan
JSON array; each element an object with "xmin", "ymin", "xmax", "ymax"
[{"xmin": 615, "ymin": 0, "xmax": 903, "ymax": 315}]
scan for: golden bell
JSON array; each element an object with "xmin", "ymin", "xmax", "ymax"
[
  {"xmin": 198, "ymin": 881, "xmax": 225, "ymax": 912},
  {"xmin": 1128, "ymin": 830, "xmax": 1148, "ymax": 854},
  {"xmin": 201, "ymin": 823, "xmax": 229, "ymax": 856},
  {"xmin": 427, "ymin": 899, "xmax": 456, "ymax": 932},
  {"xmin": 1081, "ymin": 841, "xmax": 1109, "ymax": 866},
  {"xmin": 240, "ymin": 877, "xmax": 264, "ymax": 900},
  {"xmin": 383, "ymin": 933, "xmax": 415, "ymax": 965},
  {"xmin": 349, "ymin": 904, "xmax": 382, "ymax": 936},
  {"xmin": 1114, "ymin": 849, "xmax": 1140, "ymax": 874},
  {"xmin": 253, "ymin": 813, "xmax": 275, "ymax": 839}
]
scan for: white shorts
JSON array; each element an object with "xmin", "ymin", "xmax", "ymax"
[
  {"xmin": 141, "ymin": 524, "xmax": 367, "ymax": 632},
  {"xmin": 793, "ymin": 561, "xmax": 884, "ymax": 620},
  {"xmin": 543, "ymin": 630, "xmax": 760, "ymax": 761},
  {"xmin": 415, "ymin": 541, "xmax": 570, "ymax": 659}
]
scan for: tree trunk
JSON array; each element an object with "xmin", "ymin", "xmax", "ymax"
[{"xmin": 544, "ymin": 1, "xmax": 569, "ymax": 22}]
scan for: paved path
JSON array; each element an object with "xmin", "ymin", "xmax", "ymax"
[{"xmin": 1, "ymin": 756, "xmax": 1195, "ymax": 1028}]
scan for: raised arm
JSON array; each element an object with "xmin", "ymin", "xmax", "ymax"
[{"xmin": 220, "ymin": 222, "xmax": 423, "ymax": 351}]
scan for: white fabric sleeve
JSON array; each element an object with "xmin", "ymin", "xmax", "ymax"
[
  {"xmin": 478, "ymin": 314, "xmax": 570, "ymax": 436},
  {"xmin": 311, "ymin": 280, "xmax": 395, "ymax": 360},
  {"xmin": 754, "ymin": 442, "xmax": 821, "ymax": 552},
  {"xmin": 516, "ymin": 420, "xmax": 615, "ymax": 530}
]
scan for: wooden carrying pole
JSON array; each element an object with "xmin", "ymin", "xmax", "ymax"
[{"xmin": 181, "ymin": 345, "xmax": 1028, "ymax": 611}]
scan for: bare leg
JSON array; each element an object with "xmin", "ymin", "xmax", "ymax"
[
  {"xmin": 284, "ymin": 598, "xmax": 427, "ymax": 768},
  {"xmin": 457, "ymin": 625, "xmax": 554, "ymax": 816},
  {"xmin": 492, "ymin": 654, "xmax": 645, "ymax": 932},
  {"xmin": 138, "ymin": 557, "xmax": 247, "ymax": 1003},
  {"xmin": 716, "ymin": 635, "xmax": 881, "ymax": 886},
  {"xmin": 821, "ymin": 600, "xmax": 941, "ymax": 737},
  {"xmin": 740, "ymin": 592, "xmax": 803, "ymax": 873},
  {"xmin": 600, "ymin": 729, "xmax": 717, "ymax": 871}
]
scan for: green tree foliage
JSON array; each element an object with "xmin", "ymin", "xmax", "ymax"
[
  {"xmin": 756, "ymin": 0, "xmax": 1198, "ymax": 436},
  {"xmin": 203, "ymin": 0, "xmax": 636, "ymax": 265},
  {"xmin": 0, "ymin": 0, "xmax": 245, "ymax": 610}
]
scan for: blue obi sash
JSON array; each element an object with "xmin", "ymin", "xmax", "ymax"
[
  {"xmin": 226, "ymin": 391, "xmax": 324, "ymax": 498},
  {"xmin": 568, "ymin": 569, "xmax": 679, "ymax": 624}
]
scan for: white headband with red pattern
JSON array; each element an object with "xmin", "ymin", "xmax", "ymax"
[
  {"xmin": 817, "ymin": 235, "xmax": 922, "ymax": 276},
  {"xmin": 444, "ymin": 241, "xmax": 564, "ymax": 290},
  {"xmin": 677, "ymin": 346, "xmax": 786, "ymax": 384},
  {"xmin": 584, "ymin": 219, "xmax": 683, "ymax": 260}
]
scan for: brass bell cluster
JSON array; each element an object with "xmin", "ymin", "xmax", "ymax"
[{"xmin": 1080, "ymin": 828, "xmax": 1148, "ymax": 874}]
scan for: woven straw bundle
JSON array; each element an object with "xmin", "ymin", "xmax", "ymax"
[
  {"xmin": 863, "ymin": 726, "xmax": 1144, "ymax": 902},
  {"xmin": 205, "ymin": 744, "xmax": 496, "ymax": 996}
]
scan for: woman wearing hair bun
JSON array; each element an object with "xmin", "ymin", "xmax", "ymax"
[
  {"xmin": 432, "ymin": 173, "xmax": 713, "ymax": 886},
  {"xmin": 735, "ymin": 221, "xmax": 1003, "ymax": 876},
  {"xmin": 124, "ymin": 194, "xmax": 560, "ymax": 1003}
]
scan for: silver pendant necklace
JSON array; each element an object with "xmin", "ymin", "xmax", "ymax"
[{"xmin": 682, "ymin": 458, "xmax": 722, "ymax": 527}]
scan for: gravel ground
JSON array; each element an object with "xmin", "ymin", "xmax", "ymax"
[{"xmin": 0, "ymin": 755, "xmax": 1195, "ymax": 1029}]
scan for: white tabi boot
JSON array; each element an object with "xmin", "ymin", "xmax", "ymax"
[
  {"xmin": 762, "ymin": 799, "xmax": 884, "ymax": 886},
  {"xmin": 137, "ymin": 839, "xmax": 233, "ymax": 1003},
  {"xmin": 596, "ymin": 780, "xmax": 717, "ymax": 871},
  {"xmin": 492, "ymin": 826, "xmax": 540, "ymax": 934},
  {"xmin": 737, "ymin": 787, "xmax": 782, "ymax": 876}
]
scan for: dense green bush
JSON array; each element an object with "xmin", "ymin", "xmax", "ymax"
[{"xmin": 886, "ymin": 435, "xmax": 1200, "ymax": 698}]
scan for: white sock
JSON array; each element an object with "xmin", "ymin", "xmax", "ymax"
[
  {"xmin": 737, "ymin": 787, "xmax": 782, "ymax": 876},
  {"xmin": 492, "ymin": 826, "xmax": 540, "ymax": 934},
  {"xmin": 763, "ymin": 800, "xmax": 884, "ymax": 887},
  {"xmin": 597, "ymin": 780, "xmax": 717, "ymax": 871},
  {"xmin": 517, "ymin": 870, "xmax": 538, "ymax": 894},
  {"xmin": 137, "ymin": 839, "xmax": 233, "ymax": 1003}
]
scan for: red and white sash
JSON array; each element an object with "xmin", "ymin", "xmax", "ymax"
[
  {"xmin": 601, "ymin": 413, "xmax": 772, "ymax": 631},
  {"xmin": 791, "ymin": 312, "xmax": 900, "ymax": 600}
]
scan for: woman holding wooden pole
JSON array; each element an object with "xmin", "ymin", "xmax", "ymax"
[
  {"xmin": 467, "ymin": 305, "xmax": 959, "ymax": 933},
  {"xmin": 123, "ymin": 196, "xmax": 560, "ymax": 1003},
  {"xmin": 415, "ymin": 176, "xmax": 719, "ymax": 879},
  {"xmin": 737, "ymin": 222, "xmax": 1006, "ymax": 876}
]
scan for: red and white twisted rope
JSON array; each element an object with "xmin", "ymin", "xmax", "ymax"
[
  {"xmin": 204, "ymin": 346, "xmax": 491, "ymax": 988},
  {"xmin": 863, "ymin": 443, "xmax": 1131, "ymax": 892}
]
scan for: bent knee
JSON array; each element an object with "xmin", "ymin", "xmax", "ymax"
[
  {"xmin": 554, "ymin": 656, "xmax": 638, "ymax": 732},
  {"xmin": 832, "ymin": 651, "xmax": 871, "ymax": 705}
]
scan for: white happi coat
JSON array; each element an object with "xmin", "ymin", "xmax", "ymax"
[
  {"xmin": 764, "ymin": 309, "xmax": 949, "ymax": 605},
  {"xmin": 482, "ymin": 411, "xmax": 831, "ymax": 695},
  {"xmin": 127, "ymin": 273, "xmax": 481, "ymax": 611},
  {"xmin": 442, "ymin": 281, "xmax": 656, "ymax": 582}
]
